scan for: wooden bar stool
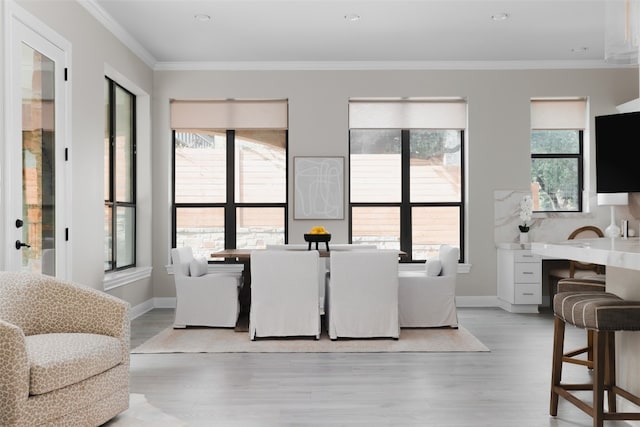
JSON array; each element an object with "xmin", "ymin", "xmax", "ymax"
[
  {"xmin": 556, "ymin": 277, "xmax": 606, "ymax": 369},
  {"xmin": 551, "ymin": 291, "xmax": 640, "ymax": 427}
]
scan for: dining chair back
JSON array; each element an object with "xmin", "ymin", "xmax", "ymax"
[
  {"xmin": 249, "ymin": 250, "xmax": 321, "ymax": 340},
  {"xmin": 327, "ymin": 250, "xmax": 399, "ymax": 339}
]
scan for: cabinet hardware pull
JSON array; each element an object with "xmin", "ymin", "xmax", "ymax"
[
  {"xmin": 523, "ymin": 292, "xmax": 534, "ymax": 295},
  {"xmin": 523, "ymin": 271, "xmax": 533, "ymax": 274}
]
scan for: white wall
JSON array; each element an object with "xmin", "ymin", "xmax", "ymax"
[
  {"xmin": 3, "ymin": 1, "xmax": 639, "ymax": 307},
  {"xmin": 4, "ymin": 1, "xmax": 155, "ymax": 306},
  {"xmin": 152, "ymin": 68, "xmax": 639, "ymax": 301}
]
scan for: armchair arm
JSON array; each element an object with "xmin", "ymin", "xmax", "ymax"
[{"xmin": 0, "ymin": 320, "xmax": 29, "ymax": 425}]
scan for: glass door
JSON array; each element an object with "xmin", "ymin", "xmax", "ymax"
[
  {"xmin": 19, "ymin": 43, "xmax": 56, "ymax": 275},
  {"xmin": 6, "ymin": 8, "xmax": 68, "ymax": 277}
]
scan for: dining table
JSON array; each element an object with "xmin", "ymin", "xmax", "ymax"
[{"xmin": 211, "ymin": 247, "xmax": 407, "ymax": 327}]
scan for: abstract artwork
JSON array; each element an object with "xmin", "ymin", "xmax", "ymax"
[{"xmin": 294, "ymin": 157, "xmax": 344, "ymax": 219}]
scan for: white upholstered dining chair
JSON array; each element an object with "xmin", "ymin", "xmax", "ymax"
[
  {"xmin": 398, "ymin": 244, "xmax": 459, "ymax": 328},
  {"xmin": 171, "ymin": 247, "xmax": 242, "ymax": 328},
  {"xmin": 265, "ymin": 244, "xmax": 328, "ymax": 314},
  {"xmin": 327, "ymin": 250, "xmax": 400, "ymax": 340},
  {"xmin": 249, "ymin": 250, "xmax": 322, "ymax": 340}
]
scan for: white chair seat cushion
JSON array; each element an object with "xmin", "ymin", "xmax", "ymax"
[
  {"xmin": 178, "ymin": 261, "xmax": 190, "ymax": 277},
  {"xmin": 189, "ymin": 257, "xmax": 208, "ymax": 277},
  {"xmin": 425, "ymin": 259, "xmax": 442, "ymax": 276},
  {"xmin": 25, "ymin": 333, "xmax": 123, "ymax": 395}
]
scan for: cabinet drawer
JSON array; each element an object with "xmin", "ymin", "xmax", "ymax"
[
  {"xmin": 515, "ymin": 263, "xmax": 541, "ymax": 283},
  {"xmin": 514, "ymin": 284, "xmax": 541, "ymax": 304},
  {"xmin": 515, "ymin": 252, "xmax": 541, "ymax": 263}
]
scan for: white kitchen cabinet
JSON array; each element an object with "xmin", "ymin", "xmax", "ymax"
[{"xmin": 497, "ymin": 244, "xmax": 542, "ymax": 313}]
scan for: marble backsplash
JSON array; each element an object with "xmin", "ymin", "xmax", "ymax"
[{"xmin": 494, "ymin": 190, "xmax": 640, "ymax": 245}]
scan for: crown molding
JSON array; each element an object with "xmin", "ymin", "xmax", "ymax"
[
  {"xmin": 77, "ymin": 1, "xmax": 637, "ymax": 73},
  {"xmin": 79, "ymin": 0, "xmax": 157, "ymax": 69},
  {"xmin": 154, "ymin": 59, "xmax": 636, "ymax": 72}
]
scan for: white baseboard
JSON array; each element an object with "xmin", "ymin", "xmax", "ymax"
[
  {"xmin": 131, "ymin": 295, "xmax": 506, "ymax": 320},
  {"xmin": 129, "ymin": 299, "xmax": 155, "ymax": 320},
  {"xmin": 153, "ymin": 297, "xmax": 177, "ymax": 308},
  {"xmin": 455, "ymin": 296, "xmax": 501, "ymax": 307},
  {"xmin": 130, "ymin": 297, "xmax": 176, "ymax": 320}
]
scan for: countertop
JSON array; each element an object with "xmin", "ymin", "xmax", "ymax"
[{"xmin": 531, "ymin": 237, "xmax": 640, "ymax": 271}]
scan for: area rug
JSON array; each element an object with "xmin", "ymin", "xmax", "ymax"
[
  {"xmin": 131, "ymin": 326, "xmax": 489, "ymax": 353},
  {"xmin": 103, "ymin": 394, "xmax": 187, "ymax": 426}
]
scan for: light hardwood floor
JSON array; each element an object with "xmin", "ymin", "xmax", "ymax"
[{"xmin": 129, "ymin": 307, "xmax": 633, "ymax": 427}]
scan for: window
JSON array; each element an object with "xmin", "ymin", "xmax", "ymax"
[
  {"xmin": 530, "ymin": 99, "xmax": 586, "ymax": 212},
  {"xmin": 171, "ymin": 100, "xmax": 288, "ymax": 258},
  {"xmin": 348, "ymin": 100, "xmax": 466, "ymax": 262},
  {"xmin": 104, "ymin": 77, "xmax": 136, "ymax": 271}
]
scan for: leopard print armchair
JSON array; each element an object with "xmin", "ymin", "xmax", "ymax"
[{"xmin": 0, "ymin": 271, "xmax": 130, "ymax": 426}]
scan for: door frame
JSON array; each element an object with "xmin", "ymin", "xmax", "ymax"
[{"xmin": 3, "ymin": 1, "xmax": 72, "ymax": 278}]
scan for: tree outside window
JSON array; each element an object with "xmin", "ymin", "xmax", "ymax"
[{"xmin": 530, "ymin": 98, "xmax": 586, "ymax": 213}]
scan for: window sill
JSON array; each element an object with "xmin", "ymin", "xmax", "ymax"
[
  {"xmin": 399, "ymin": 263, "xmax": 471, "ymax": 274},
  {"xmin": 165, "ymin": 264, "xmax": 244, "ymax": 275},
  {"xmin": 104, "ymin": 266, "xmax": 153, "ymax": 291}
]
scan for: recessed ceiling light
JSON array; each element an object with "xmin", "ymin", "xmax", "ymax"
[
  {"xmin": 491, "ymin": 12, "xmax": 510, "ymax": 21},
  {"xmin": 194, "ymin": 14, "xmax": 212, "ymax": 22},
  {"xmin": 344, "ymin": 13, "xmax": 361, "ymax": 22}
]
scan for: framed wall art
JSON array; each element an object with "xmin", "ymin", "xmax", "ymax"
[{"xmin": 294, "ymin": 156, "xmax": 344, "ymax": 219}]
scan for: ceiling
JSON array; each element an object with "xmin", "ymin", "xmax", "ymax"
[{"xmin": 84, "ymin": 0, "xmax": 635, "ymax": 70}]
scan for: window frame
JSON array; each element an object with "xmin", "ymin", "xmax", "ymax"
[
  {"xmin": 530, "ymin": 130, "xmax": 584, "ymax": 213},
  {"xmin": 348, "ymin": 129, "xmax": 465, "ymax": 262},
  {"xmin": 171, "ymin": 129, "xmax": 289, "ymax": 252},
  {"xmin": 104, "ymin": 77, "xmax": 137, "ymax": 272}
]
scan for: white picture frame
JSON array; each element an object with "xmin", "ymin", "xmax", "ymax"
[{"xmin": 294, "ymin": 156, "xmax": 344, "ymax": 219}]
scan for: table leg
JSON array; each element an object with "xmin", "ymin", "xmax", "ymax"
[{"xmin": 236, "ymin": 259, "xmax": 251, "ymax": 332}]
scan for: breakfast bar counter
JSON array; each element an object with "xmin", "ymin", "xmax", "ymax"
[
  {"xmin": 531, "ymin": 237, "xmax": 640, "ymax": 410},
  {"xmin": 531, "ymin": 237, "xmax": 640, "ymax": 271}
]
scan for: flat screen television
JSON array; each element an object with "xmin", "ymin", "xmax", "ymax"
[{"xmin": 595, "ymin": 111, "xmax": 640, "ymax": 193}]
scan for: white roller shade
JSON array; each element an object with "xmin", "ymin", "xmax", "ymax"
[
  {"xmin": 349, "ymin": 100, "xmax": 467, "ymax": 129},
  {"xmin": 531, "ymin": 99, "xmax": 587, "ymax": 130},
  {"xmin": 170, "ymin": 99, "xmax": 288, "ymax": 130}
]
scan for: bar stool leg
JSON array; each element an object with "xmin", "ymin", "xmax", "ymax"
[
  {"xmin": 550, "ymin": 316, "xmax": 565, "ymax": 416},
  {"xmin": 551, "ymin": 293, "xmax": 640, "ymax": 426},
  {"xmin": 587, "ymin": 329, "xmax": 594, "ymax": 367},
  {"xmin": 605, "ymin": 331, "xmax": 617, "ymax": 413},
  {"xmin": 593, "ymin": 330, "xmax": 606, "ymax": 427}
]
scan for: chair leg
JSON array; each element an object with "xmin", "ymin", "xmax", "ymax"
[
  {"xmin": 587, "ymin": 329, "xmax": 594, "ymax": 368},
  {"xmin": 605, "ymin": 331, "xmax": 617, "ymax": 413},
  {"xmin": 550, "ymin": 316, "xmax": 565, "ymax": 416},
  {"xmin": 593, "ymin": 330, "xmax": 606, "ymax": 427}
]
